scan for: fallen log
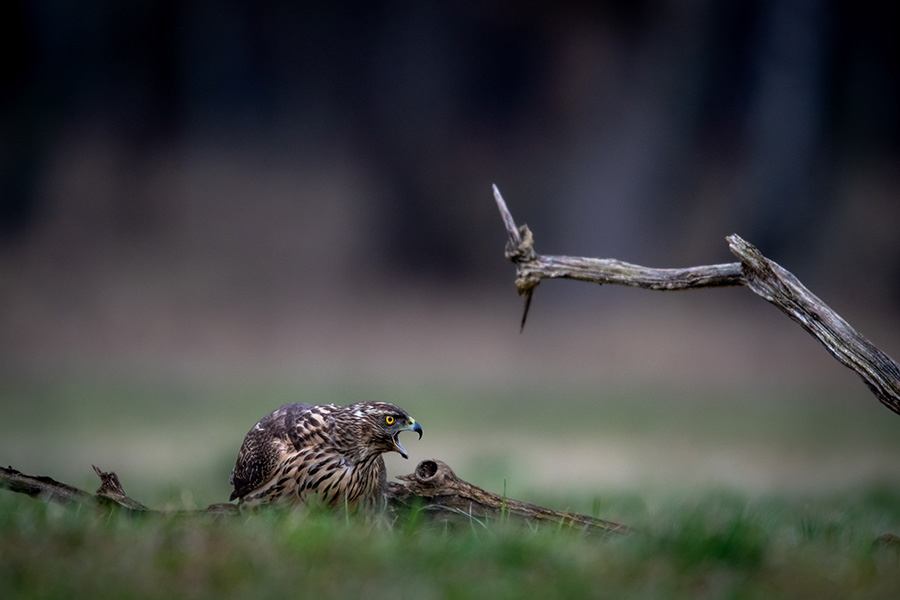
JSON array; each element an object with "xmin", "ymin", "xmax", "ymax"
[
  {"xmin": 0, "ymin": 462, "xmax": 630, "ymax": 534},
  {"xmin": 386, "ymin": 459, "xmax": 628, "ymax": 534}
]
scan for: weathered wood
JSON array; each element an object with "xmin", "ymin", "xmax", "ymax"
[
  {"xmin": 386, "ymin": 459, "xmax": 630, "ymax": 534},
  {"xmin": 1, "ymin": 462, "xmax": 629, "ymax": 534},
  {"xmin": 518, "ymin": 254, "xmax": 744, "ymax": 291},
  {"xmin": 728, "ymin": 235, "xmax": 900, "ymax": 415},
  {"xmin": 493, "ymin": 184, "xmax": 900, "ymax": 416},
  {"xmin": 92, "ymin": 465, "xmax": 149, "ymax": 512},
  {"xmin": 0, "ymin": 466, "xmax": 97, "ymax": 507}
]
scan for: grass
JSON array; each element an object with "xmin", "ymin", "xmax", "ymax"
[
  {"xmin": 1, "ymin": 487, "xmax": 899, "ymax": 600},
  {"xmin": 1, "ymin": 374, "xmax": 899, "ymax": 598}
]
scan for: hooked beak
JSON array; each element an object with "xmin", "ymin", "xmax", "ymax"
[{"xmin": 393, "ymin": 419, "xmax": 423, "ymax": 459}]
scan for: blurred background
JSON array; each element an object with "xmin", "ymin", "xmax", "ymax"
[{"xmin": 2, "ymin": 1, "xmax": 899, "ymax": 509}]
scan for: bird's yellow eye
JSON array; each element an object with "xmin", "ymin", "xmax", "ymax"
[{"xmin": 385, "ymin": 416, "xmax": 395, "ymax": 425}]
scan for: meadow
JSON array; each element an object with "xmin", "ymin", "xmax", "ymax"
[
  {"xmin": 2, "ymin": 480, "xmax": 899, "ymax": 599},
  {"xmin": 2, "ymin": 374, "xmax": 900, "ymax": 598}
]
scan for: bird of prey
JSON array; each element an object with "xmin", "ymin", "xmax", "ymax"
[{"xmin": 229, "ymin": 401, "xmax": 423, "ymax": 511}]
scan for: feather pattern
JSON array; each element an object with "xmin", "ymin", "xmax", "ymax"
[{"xmin": 229, "ymin": 401, "xmax": 422, "ymax": 511}]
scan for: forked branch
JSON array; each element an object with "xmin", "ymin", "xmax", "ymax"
[{"xmin": 493, "ymin": 185, "xmax": 900, "ymax": 416}]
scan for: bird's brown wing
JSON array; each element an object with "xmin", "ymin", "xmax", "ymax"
[{"xmin": 229, "ymin": 403, "xmax": 316, "ymax": 501}]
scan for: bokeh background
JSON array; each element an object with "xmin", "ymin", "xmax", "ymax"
[{"xmin": 2, "ymin": 1, "xmax": 899, "ymax": 509}]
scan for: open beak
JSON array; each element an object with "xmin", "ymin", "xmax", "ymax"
[{"xmin": 393, "ymin": 419, "xmax": 423, "ymax": 459}]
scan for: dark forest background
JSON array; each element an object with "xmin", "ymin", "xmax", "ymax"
[
  {"xmin": 2, "ymin": 2, "xmax": 899, "ymax": 494},
  {"xmin": 1, "ymin": 0, "xmax": 900, "ymax": 505}
]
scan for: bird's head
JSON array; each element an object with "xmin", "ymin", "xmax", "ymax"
[{"xmin": 349, "ymin": 401, "xmax": 423, "ymax": 459}]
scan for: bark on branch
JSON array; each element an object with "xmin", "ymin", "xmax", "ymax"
[
  {"xmin": 387, "ymin": 459, "xmax": 628, "ymax": 534},
  {"xmin": 493, "ymin": 184, "xmax": 900, "ymax": 416},
  {"xmin": 0, "ymin": 463, "xmax": 630, "ymax": 535}
]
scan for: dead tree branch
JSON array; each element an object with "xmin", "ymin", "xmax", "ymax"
[
  {"xmin": 387, "ymin": 459, "xmax": 629, "ymax": 534},
  {"xmin": 0, "ymin": 465, "xmax": 98, "ymax": 507},
  {"xmin": 493, "ymin": 184, "xmax": 900, "ymax": 416},
  {"xmin": 0, "ymin": 463, "xmax": 629, "ymax": 534}
]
